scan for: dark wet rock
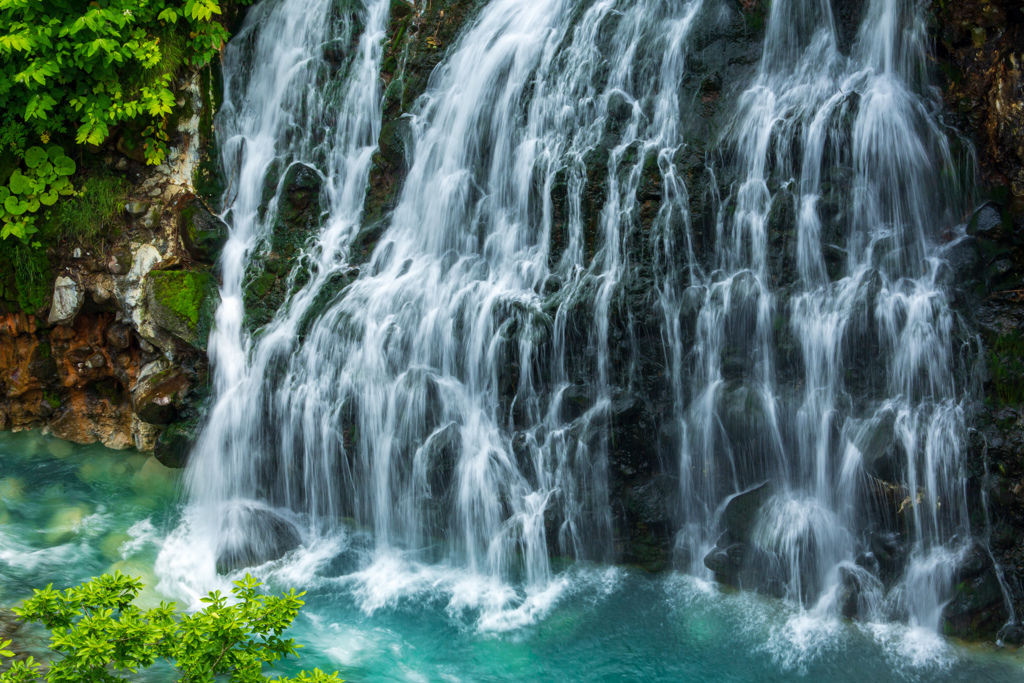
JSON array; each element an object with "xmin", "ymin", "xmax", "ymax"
[
  {"xmin": 180, "ymin": 196, "xmax": 229, "ymax": 262},
  {"xmin": 281, "ymin": 163, "xmax": 323, "ymax": 218},
  {"xmin": 607, "ymin": 91, "xmax": 633, "ymax": 122},
  {"xmin": 215, "ymin": 508, "xmax": 303, "ymax": 574},
  {"xmin": 627, "ymin": 475, "xmax": 677, "ymax": 528},
  {"xmin": 869, "ymin": 532, "xmax": 908, "ymax": 585},
  {"xmin": 560, "ymin": 384, "xmax": 592, "ymax": 422},
  {"xmin": 703, "ymin": 482, "xmax": 780, "ymax": 592},
  {"xmin": 997, "ymin": 622, "xmax": 1024, "ymax": 647},
  {"xmin": 937, "ymin": 236, "xmax": 980, "ymax": 287},
  {"xmin": 943, "ymin": 544, "xmax": 1011, "ymax": 640},
  {"xmin": 154, "ymin": 420, "xmax": 195, "ymax": 469},
  {"xmin": 836, "ymin": 563, "xmax": 882, "ymax": 620},
  {"xmin": 722, "ymin": 481, "xmax": 772, "ymax": 542},
  {"xmin": 425, "ymin": 422, "xmax": 460, "ymax": 496},
  {"xmin": 832, "ymin": 0, "xmax": 867, "ymax": 55},
  {"xmin": 607, "ymin": 393, "xmax": 660, "ymax": 481}
]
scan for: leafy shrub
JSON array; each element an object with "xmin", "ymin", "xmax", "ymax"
[
  {"xmin": 0, "ymin": 572, "xmax": 343, "ymax": 683},
  {"xmin": 0, "ymin": 0, "xmax": 250, "ymax": 167}
]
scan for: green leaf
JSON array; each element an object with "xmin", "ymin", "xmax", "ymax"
[
  {"xmin": 39, "ymin": 190, "xmax": 57, "ymax": 206},
  {"xmin": 46, "ymin": 145, "xmax": 63, "ymax": 160},
  {"xmin": 53, "ymin": 155, "xmax": 75, "ymax": 176},
  {"xmin": 24, "ymin": 146, "xmax": 47, "ymax": 168},
  {"xmin": 0, "ymin": 187, "xmax": 9, "ymax": 202},
  {"xmin": 9, "ymin": 171, "xmax": 31, "ymax": 195},
  {"xmin": 5, "ymin": 196, "xmax": 27, "ymax": 215}
]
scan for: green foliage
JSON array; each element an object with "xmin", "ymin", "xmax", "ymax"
[
  {"xmin": 989, "ymin": 331, "xmax": 1024, "ymax": 405},
  {"xmin": 43, "ymin": 172, "xmax": 130, "ymax": 246},
  {"xmin": 0, "ymin": 572, "xmax": 344, "ymax": 683},
  {"xmin": 0, "ymin": 0, "xmax": 251, "ymax": 167},
  {"xmin": 0, "ymin": 144, "xmax": 75, "ymax": 242},
  {"xmin": 0, "ymin": 238, "xmax": 51, "ymax": 314}
]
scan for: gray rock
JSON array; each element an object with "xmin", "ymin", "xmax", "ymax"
[
  {"xmin": 125, "ymin": 201, "xmax": 150, "ymax": 217},
  {"xmin": 968, "ymin": 203, "xmax": 1003, "ymax": 236},
  {"xmin": 48, "ymin": 276, "xmax": 83, "ymax": 326}
]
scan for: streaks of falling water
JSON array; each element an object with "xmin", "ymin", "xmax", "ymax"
[
  {"xmin": 162, "ymin": 0, "xmax": 985, "ymax": 641},
  {"xmin": 159, "ymin": 0, "xmax": 390, "ymax": 596},
  {"xmin": 674, "ymin": 0, "xmax": 976, "ymax": 632},
  {"xmin": 163, "ymin": 0, "xmax": 720, "ymax": 624}
]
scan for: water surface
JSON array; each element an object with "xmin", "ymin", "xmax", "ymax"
[{"xmin": 2, "ymin": 433, "xmax": 1021, "ymax": 683}]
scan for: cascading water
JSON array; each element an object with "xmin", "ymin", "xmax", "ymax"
[
  {"xmin": 160, "ymin": 0, "xmax": 390, "ymax": 593},
  {"xmin": 682, "ymin": 0, "xmax": 976, "ymax": 632},
  {"xmin": 158, "ymin": 0, "xmax": 989, "ymax": 645}
]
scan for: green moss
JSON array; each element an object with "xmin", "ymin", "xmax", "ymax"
[
  {"xmin": 0, "ymin": 242, "xmax": 53, "ymax": 315},
  {"xmin": 193, "ymin": 62, "xmax": 227, "ymax": 206},
  {"xmin": 988, "ymin": 331, "xmax": 1024, "ymax": 405},
  {"xmin": 44, "ymin": 391, "xmax": 61, "ymax": 409},
  {"xmin": 151, "ymin": 270, "xmax": 212, "ymax": 328}
]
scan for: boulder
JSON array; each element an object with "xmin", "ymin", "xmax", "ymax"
[
  {"xmin": 722, "ymin": 480, "xmax": 772, "ymax": 541},
  {"xmin": 144, "ymin": 268, "xmax": 219, "ymax": 350},
  {"xmin": 133, "ymin": 367, "xmax": 191, "ymax": 425},
  {"xmin": 943, "ymin": 543, "xmax": 1011, "ymax": 640},
  {"xmin": 154, "ymin": 421, "xmax": 196, "ymax": 469},
  {"xmin": 703, "ymin": 482, "xmax": 776, "ymax": 592},
  {"xmin": 179, "ymin": 196, "xmax": 229, "ymax": 261},
  {"xmin": 215, "ymin": 508, "xmax": 303, "ymax": 574},
  {"xmin": 48, "ymin": 276, "xmax": 83, "ymax": 326}
]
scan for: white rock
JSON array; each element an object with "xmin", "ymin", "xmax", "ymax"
[{"xmin": 48, "ymin": 276, "xmax": 83, "ymax": 326}]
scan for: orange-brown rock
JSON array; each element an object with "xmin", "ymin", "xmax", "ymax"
[{"xmin": 0, "ymin": 311, "xmax": 147, "ymax": 449}]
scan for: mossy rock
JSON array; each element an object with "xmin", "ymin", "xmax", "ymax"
[
  {"xmin": 145, "ymin": 268, "xmax": 219, "ymax": 350},
  {"xmin": 179, "ymin": 197, "xmax": 229, "ymax": 262}
]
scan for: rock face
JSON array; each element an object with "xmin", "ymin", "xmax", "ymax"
[
  {"xmin": 935, "ymin": 1, "xmax": 1024, "ymax": 200},
  {"xmin": 929, "ymin": 0, "xmax": 1024, "ymax": 641},
  {"xmin": 0, "ymin": 168, "xmax": 218, "ymax": 452}
]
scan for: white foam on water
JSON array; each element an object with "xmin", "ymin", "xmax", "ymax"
[
  {"xmin": 120, "ymin": 518, "xmax": 159, "ymax": 560},
  {"xmin": 154, "ymin": 513, "xmax": 231, "ymax": 608},
  {"xmin": 762, "ymin": 610, "xmax": 844, "ymax": 674},
  {"xmin": 864, "ymin": 621, "xmax": 957, "ymax": 673}
]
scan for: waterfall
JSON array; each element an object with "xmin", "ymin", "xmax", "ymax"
[
  {"xmin": 681, "ymin": 0, "xmax": 973, "ymax": 630},
  {"xmin": 160, "ymin": 0, "xmax": 981, "ymax": 637},
  {"xmin": 160, "ymin": 0, "xmax": 390, "ymax": 593}
]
